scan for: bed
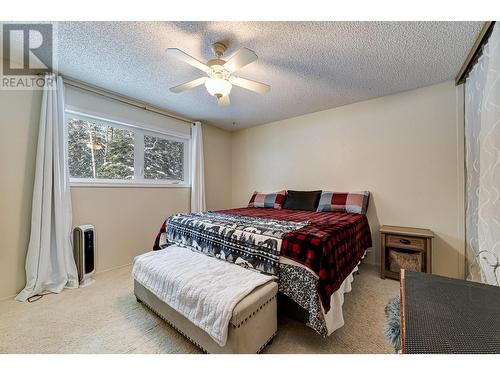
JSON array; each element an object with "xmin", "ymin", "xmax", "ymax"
[{"xmin": 153, "ymin": 207, "xmax": 372, "ymax": 336}]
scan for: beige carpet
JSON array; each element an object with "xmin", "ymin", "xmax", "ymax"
[{"xmin": 0, "ymin": 263, "xmax": 398, "ymax": 354}]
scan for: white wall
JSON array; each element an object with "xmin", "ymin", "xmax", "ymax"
[
  {"xmin": 231, "ymin": 81, "xmax": 465, "ymax": 279},
  {"xmin": 0, "ymin": 89, "xmax": 42, "ymax": 300},
  {"xmin": 0, "ymin": 85, "xmax": 233, "ymax": 299}
]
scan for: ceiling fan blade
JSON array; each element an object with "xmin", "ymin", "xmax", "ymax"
[
  {"xmin": 223, "ymin": 48, "xmax": 258, "ymax": 73},
  {"xmin": 230, "ymin": 76, "xmax": 271, "ymax": 95},
  {"xmin": 169, "ymin": 77, "xmax": 207, "ymax": 93},
  {"xmin": 166, "ymin": 48, "xmax": 211, "ymax": 73},
  {"xmin": 217, "ymin": 95, "xmax": 230, "ymax": 106}
]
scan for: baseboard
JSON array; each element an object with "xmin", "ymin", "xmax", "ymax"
[
  {"xmin": 0, "ymin": 263, "xmax": 133, "ymax": 302},
  {"xmin": 0, "ymin": 293, "xmax": 17, "ymax": 302},
  {"xmin": 95, "ymin": 262, "xmax": 132, "ymax": 275},
  {"xmin": 363, "ymin": 248, "xmax": 378, "ymax": 265}
]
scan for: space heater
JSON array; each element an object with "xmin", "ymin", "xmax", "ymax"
[{"xmin": 73, "ymin": 224, "xmax": 96, "ymax": 287}]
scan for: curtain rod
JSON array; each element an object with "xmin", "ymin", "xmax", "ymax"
[
  {"xmin": 62, "ymin": 76, "xmax": 194, "ymax": 124},
  {"xmin": 455, "ymin": 21, "xmax": 495, "ymax": 85}
]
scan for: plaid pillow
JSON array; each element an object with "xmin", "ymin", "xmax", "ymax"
[
  {"xmin": 317, "ymin": 191, "xmax": 370, "ymax": 214},
  {"xmin": 248, "ymin": 190, "xmax": 287, "ymax": 209}
]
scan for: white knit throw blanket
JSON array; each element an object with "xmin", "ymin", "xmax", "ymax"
[{"xmin": 132, "ymin": 246, "xmax": 274, "ymax": 346}]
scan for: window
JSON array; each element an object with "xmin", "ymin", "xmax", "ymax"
[
  {"xmin": 144, "ymin": 134, "xmax": 185, "ymax": 181},
  {"xmin": 68, "ymin": 118, "xmax": 135, "ymax": 180},
  {"xmin": 66, "ymin": 110, "xmax": 190, "ymax": 186}
]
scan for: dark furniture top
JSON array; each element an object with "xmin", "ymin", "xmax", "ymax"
[{"xmin": 401, "ymin": 269, "xmax": 500, "ymax": 354}]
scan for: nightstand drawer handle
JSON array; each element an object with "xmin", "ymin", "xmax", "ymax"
[{"xmin": 399, "ymin": 239, "xmax": 411, "ymax": 245}]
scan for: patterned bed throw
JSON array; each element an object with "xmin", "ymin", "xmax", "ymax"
[{"xmin": 164, "ymin": 212, "xmax": 309, "ymax": 275}]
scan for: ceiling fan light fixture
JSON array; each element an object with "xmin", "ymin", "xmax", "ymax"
[
  {"xmin": 204, "ymin": 77, "xmax": 232, "ymax": 98},
  {"xmin": 167, "ymin": 43, "xmax": 269, "ymax": 106}
]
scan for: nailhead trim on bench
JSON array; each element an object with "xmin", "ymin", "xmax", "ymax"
[
  {"xmin": 137, "ymin": 293, "xmax": 277, "ymax": 354},
  {"xmin": 138, "ymin": 297, "xmax": 208, "ymax": 353},
  {"xmin": 231, "ymin": 293, "xmax": 277, "ymax": 328},
  {"xmin": 257, "ymin": 331, "xmax": 277, "ymax": 354}
]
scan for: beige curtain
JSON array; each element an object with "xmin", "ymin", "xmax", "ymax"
[{"xmin": 16, "ymin": 75, "xmax": 79, "ymax": 301}]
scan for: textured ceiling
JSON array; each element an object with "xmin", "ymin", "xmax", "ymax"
[{"xmin": 54, "ymin": 21, "xmax": 482, "ymax": 130}]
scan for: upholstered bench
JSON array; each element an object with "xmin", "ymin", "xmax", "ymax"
[{"xmin": 134, "ymin": 278, "xmax": 278, "ymax": 354}]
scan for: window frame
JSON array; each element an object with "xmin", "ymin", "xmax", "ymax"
[{"xmin": 65, "ymin": 107, "xmax": 191, "ymax": 188}]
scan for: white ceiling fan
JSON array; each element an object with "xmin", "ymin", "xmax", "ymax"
[{"xmin": 167, "ymin": 42, "xmax": 270, "ymax": 106}]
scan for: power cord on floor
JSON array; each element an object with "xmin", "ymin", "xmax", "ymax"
[{"xmin": 27, "ymin": 291, "xmax": 54, "ymax": 303}]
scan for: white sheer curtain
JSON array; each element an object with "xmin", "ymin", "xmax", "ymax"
[
  {"xmin": 190, "ymin": 121, "xmax": 206, "ymax": 213},
  {"xmin": 16, "ymin": 75, "xmax": 79, "ymax": 301},
  {"xmin": 465, "ymin": 23, "xmax": 500, "ymax": 286}
]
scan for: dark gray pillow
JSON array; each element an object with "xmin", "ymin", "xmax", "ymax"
[{"xmin": 283, "ymin": 190, "xmax": 322, "ymax": 211}]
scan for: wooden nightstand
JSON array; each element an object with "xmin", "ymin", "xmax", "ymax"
[{"xmin": 380, "ymin": 225, "xmax": 434, "ymax": 280}]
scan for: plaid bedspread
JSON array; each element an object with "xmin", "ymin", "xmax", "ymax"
[{"xmin": 154, "ymin": 207, "xmax": 372, "ymax": 314}]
